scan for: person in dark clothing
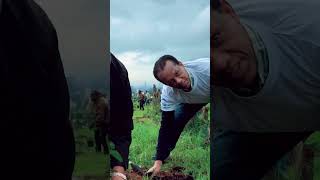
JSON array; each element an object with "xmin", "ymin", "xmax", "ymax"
[
  {"xmin": 0, "ymin": 0, "xmax": 75, "ymax": 179},
  {"xmin": 138, "ymin": 90, "xmax": 145, "ymax": 110},
  {"xmin": 90, "ymin": 90, "xmax": 108, "ymax": 154},
  {"xmin": 94, "ymin": 128, "xmax": 108, "ymax": 153},
  {"xmin": 109, "ymin": 53, "xmax": 134, "ymax": 180}
]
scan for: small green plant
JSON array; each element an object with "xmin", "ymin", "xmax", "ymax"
[{"xmin": 110, "ymin": 141, "xmax": 123, "ymax": 163}]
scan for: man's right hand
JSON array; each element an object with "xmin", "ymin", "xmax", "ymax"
[
  {"xmin": 146, "ymin": 160, "xmax": 163, "ymax": 177},
  {"xmin": 111, "ymin": 166, "xmax": 126, "ymax": 180}
]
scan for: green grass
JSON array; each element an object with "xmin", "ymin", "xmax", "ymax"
[
  {"xmin": 72, "ymin": 102, "xmax": 210, "ymax": 179},
  {"xmin": 73, "ymin": 128, "xmax": 109, "ymax": 178},
  {"xmin": 129, "ymin": 103, "xmax": 210, "ymax": 179},
  {"xmin": 263, "ymin": 132, "xmax": 320, "ymax": 180},
  {"xmin": 314, "ymin": 156, "xmax": 320, "ymax": 180},
  {"xmin": 306, "ymin": 132, "xmax": 320, "ymax": 180},
  {"xmin": 73, "ymin": 152, "xmax": 108, "ymax": 176}
]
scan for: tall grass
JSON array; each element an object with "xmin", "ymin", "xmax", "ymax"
[
  {"xmin": 262, "ymin": 132, "xmax": 320, "ymax": 180},
  {"xmin": 129, "ymin": 102, "xmax": 210, "ymax": 179},
  {"xmin": 73, "ymin": 128, "xmax": 109, "ymax": 177}
]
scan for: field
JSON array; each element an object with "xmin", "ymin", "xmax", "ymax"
[
  {"xmin": 262, "ymin": 132, "xmax": 320, "ymax": 180},
  {"xmin": 72, "ymin": 128, "xmax": 109, "ymax": 179},
  {"xmin": 72, "ymin": 99, "xmax": 210, "ymax": 179},
  {"xmin": 128, "ymin": 101, "xmax": 210, "ymax": 179},
  {"xmin": 71, "ymin": 101, "xmax": 320, "ymax": 180}
]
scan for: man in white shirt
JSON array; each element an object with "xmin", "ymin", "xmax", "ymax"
[
  {"xmin": 212, "ymin": 0, "xmax": 320, "ymax": 179},
  {"xmin": 147, "ymin": 55, "xmax": 210, "ymax": 176}
]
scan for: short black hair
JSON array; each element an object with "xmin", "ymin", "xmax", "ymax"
[
  {"xmin": 90, "ymin": 90, "xmax": 102, "ymax": 102},
  {"xmin": 153, "ymin": 55, "xmax": 179, "ymax": 81},
  {"xmin": 211, "ymin": 0, "xmax": 221, "ymax": 11}
]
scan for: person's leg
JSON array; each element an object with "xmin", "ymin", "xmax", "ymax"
[
  {"xmin": 142, "ymin": 101, "xmax": 145, "ymax": 110},
  {"xmin": 94, "ymin": 129, "xmax": 101, "ymax": 152},
  {"xmin": 101, "ymin": 129, "xmax": 108, "ymax": 154},
  {"xmin": 166, "ymin": 103, "xmax": 207, "ymax": 153},
  {"xmin": 212, "ymin": 129, "xmax": 312, "ymax": 180}
]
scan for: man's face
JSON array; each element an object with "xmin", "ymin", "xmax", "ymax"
[
  {"xmin": 157, "ymin": 60, "xmax": 191, "ymax": 91},
  {"xmin": 211, "ymin": 3, "xmax": 257, "ymax": 89}
]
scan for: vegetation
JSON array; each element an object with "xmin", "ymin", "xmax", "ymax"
[
  {"xmin": 128, "ymin": 100, "xmax": 210, "ymax": 179},
  {"xmin": 73, "ymin": 128, "xmax": 109, "ymax": 178},
  {"xmin": 262, "ymin": 132, "xmax": 320, "ymax": 180}
]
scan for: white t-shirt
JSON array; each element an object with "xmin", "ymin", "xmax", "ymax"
[
  {"xmin": 161, "ymin": 58, "xmax": 210, "ymax": 111},
  {"xmin": 214, "ymin": 0, "xmax": 320, "ymax": 131}
]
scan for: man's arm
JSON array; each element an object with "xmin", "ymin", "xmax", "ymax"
[
  {"xmin": 110, "ymin": 53, "xmax": 134, "ymax": 176},
  {"xmin": 147, "ymin": 110, "xmax": 175, "ymax": 176},
  {"xmin": 155, "ymin": 110, "xmax": 175, "ymax": 161},
  {"xmin": 109, "ymin": 132, "xmax": 131, "ymax": 169}
]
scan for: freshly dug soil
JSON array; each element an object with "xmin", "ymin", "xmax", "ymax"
[{"xmin": 126, "ymin": 166, "xmax": 194, "ymax": 180}]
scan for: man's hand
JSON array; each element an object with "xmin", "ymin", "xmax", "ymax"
[
  {"xmin": 111, "ymin": 166, "xmax": 127, "ymax": 180},
  {"xmin": 146, "ymin": 160, "xmax": 163, "ymax": 177},
  {"xmin": 111, "ymin": 175, "xmax": 125, "ymax": 180}
]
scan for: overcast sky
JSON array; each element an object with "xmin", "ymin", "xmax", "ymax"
[
  {"xmin": 111, "ymin": 0, "xmax": 210, "ymax": 87},
  {"xmin": 36, "ymin": 0, "xmax": 109, "ymax": 90}
]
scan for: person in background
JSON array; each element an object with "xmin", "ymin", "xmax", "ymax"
[
  {"xmin": 90, "ymin": 90, "xmax": 108, "ymax": 154},
  {"xmin": 138, "ymin": 90, "xmax": 145, "ymax": 110},
  {"xmin": 145, "ymin": 90, "xmax": 150, "ymax": 105},
  {"xmin": 152, "ymin": 85, "xmax": 160, "ymax": 105}
]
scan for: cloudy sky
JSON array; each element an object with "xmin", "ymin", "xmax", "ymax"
[
  {"xmin": 111, "ymin": 0, "xmax": 210, "ymax": 87},
  {"xmin": 36, "ymin": 0, "xmax": 109, "ymax": 90}
]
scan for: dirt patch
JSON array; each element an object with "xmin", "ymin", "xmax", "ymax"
[
  {"xmin": 126, "ymin": 166, "xmax": 194, "ymax": 180},
  {"xmin": 72, "ymin": 176, "xmax": 106, "ymax": 180},
  {"xmin": 134, "ymin": 116, "xmax": 150, "ymax": 123}
]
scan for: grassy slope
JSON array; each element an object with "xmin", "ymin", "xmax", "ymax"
[
  {"xmin": 72, "ymin": 104, "xmax": 320, "ymax": 180},
  {"xmin": 263, "ymin": 132, "xmax": 320, "ymax": 180},
  {"xmin": 72, "ymin": 102, "xmax": 210, "ymax": 179},
  {"xmin": 305, "ymin": 132, "xmax": 320, "ymax": 180},
  {"xmin": 129, "ymin": 103, "xmax": 210, "ymax": 179},
  {"xmin": 73, "ymin": 128, "xmax": 109, "ymax": 177}
]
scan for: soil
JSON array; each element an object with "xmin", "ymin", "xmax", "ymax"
[
  {"xmin": 126, "ymin": 166, "xmax": 194, "ymax": 180},
  {"xmin": 135, "ymin": 116, "xmax": 150, "ymax": 123}
]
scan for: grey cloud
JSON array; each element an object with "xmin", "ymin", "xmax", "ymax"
[
  {"xmin": 111, "ymin": 0, "xmax": 209, "ymax": 85},
  {"xmin": 111, "ymin": 0, "xmax": 209, "ymax": 60},
  {"xmin": 36, "ymin": 0, "xmax": 109, "ymax": 88}
]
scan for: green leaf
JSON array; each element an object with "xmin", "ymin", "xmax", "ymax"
[{"xmin": 110, "ymin": 141, "xmax": 123, "ymax": 162}]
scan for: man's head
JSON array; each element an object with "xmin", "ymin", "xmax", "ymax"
[
  {"xmin": 153, "ymin": 55, "xmax": 191, "ymax": 91},
  {"xmin": 212, "ymin": 0, "xmax": 257, "ymax": 89},
  {"xmin": 90, "ymin": 90, "xmax": 102, "ymax": 103}
]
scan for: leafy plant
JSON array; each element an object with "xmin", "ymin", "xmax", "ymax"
[{"xmin": 110, "ymin": 141, "xmax": 123, "ymax": 163}]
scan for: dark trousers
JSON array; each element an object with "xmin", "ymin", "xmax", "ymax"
[
  {"xmin": 94, "ymin": 128, "xmax": 108, "ymax": 153},
  {"xmin": 212, "ymin": 129, "xmax": 312, "ymax": 180},
  {"xmin": 139, "ymin": 100, "xmax": 145, "ymax": 110}
]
